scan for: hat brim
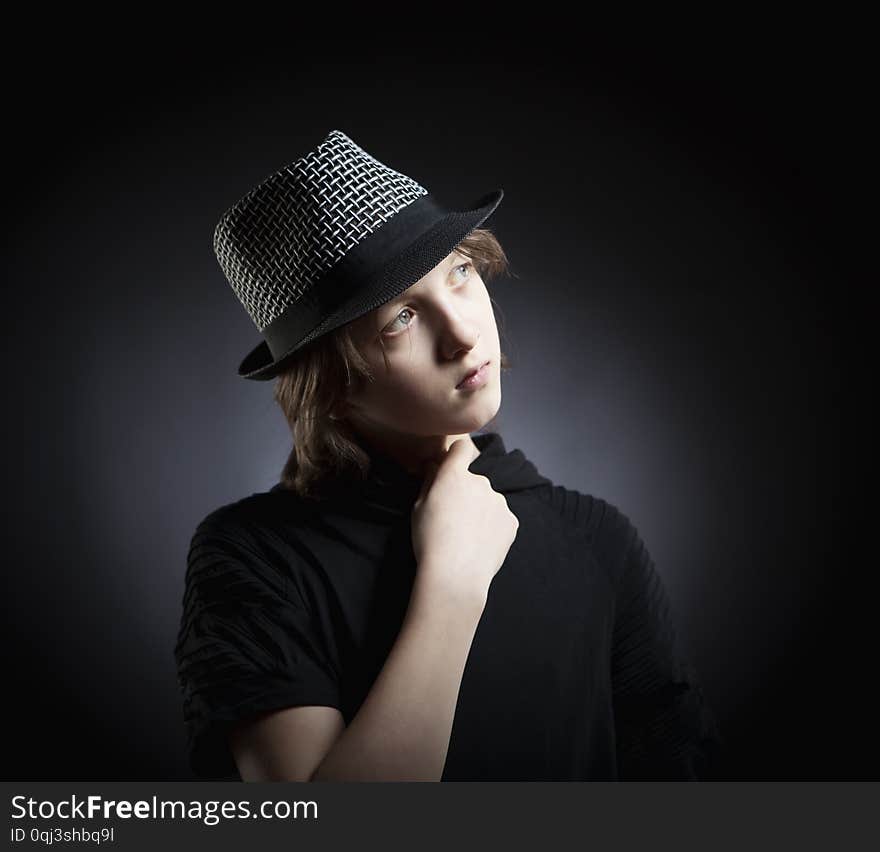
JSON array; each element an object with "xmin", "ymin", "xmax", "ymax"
[{"xmin": 237, "ymin": 188, "xmax": 504, "ymax": 381}]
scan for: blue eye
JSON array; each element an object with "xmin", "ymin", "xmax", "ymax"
[
  {"xmin": 386, "ymin": 307, "xmax": 415, "ymax": 333},
  {"xmin": 382, "ymin": 262, "xmax": 474, "ymax": 335}
]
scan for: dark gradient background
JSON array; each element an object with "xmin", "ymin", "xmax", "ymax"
[{"xmin": 4, "ymin": 37, "xmax": 862, "ymax": 781}]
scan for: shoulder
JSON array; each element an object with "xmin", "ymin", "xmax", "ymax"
[
  {"xmin": 184, "ymin": 487, "xmax": 316, "ymax": 602},
  {"xmin": 190, "ymin": 486, "xmax": 315, "ymax": 547},
  {"xmin": 530, "ymin": 484, "xmax": 642, "ymax": 583}
]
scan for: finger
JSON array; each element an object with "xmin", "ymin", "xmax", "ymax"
[{"xmin": 447, "ymin": 435, "xmax": 480, "ymax": 468}]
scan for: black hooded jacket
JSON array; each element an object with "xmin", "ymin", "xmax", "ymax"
[{"xmin": 174, "ymin": 431, "xmax": 724, "ymax": 780}]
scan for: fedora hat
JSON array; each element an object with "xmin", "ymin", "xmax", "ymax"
[{"xmin": 212, "ymin": 129, "xmax": 504, "ymax": 380}]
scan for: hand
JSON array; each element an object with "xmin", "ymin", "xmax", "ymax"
[{"xmin": 411, "ymin": 435, "xmax": 519, "ymax": 607}]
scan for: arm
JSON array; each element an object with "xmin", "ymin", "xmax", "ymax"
[
  {"xmin": 610, "ymin": 511, "xmax": 725, "ymax": 780},
  {"xmin": 313, "ymin": 571, "xmax": 483, "ymax": 781},
  {"xmin": 206, "ymin": 437, "xmax": 506, "ymax": 782},
  {"xmin": 230, "ymin": 706, "xmax": 346, "ymax": 782},
  {"xmin": 232, "ymin": 567, "xmax": 485, "ymax": 782}
]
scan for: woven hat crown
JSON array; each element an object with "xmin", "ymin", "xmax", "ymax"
[{"xmin": 212, "ymin": 130, "xmax": 430, "ymax": 333}]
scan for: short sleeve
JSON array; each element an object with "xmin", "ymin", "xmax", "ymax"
[
  {"xmin": 609, "ymin": 507, "xmax": 725, "ymax": 780},
  {"xmin": 173, "ymin": 516, "xmax": 343, "ymax": 780}
]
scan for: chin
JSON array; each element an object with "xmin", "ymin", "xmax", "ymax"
[
  {"xmin": 409, "ymin": 383, "xmax": 501, "ymax": 436},
  {"xmin": 455, "ymin": 396, "xmax": 502, "ymax": 434}
]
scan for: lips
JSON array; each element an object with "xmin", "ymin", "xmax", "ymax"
[{"xmin": 456, "ymin": 360, "xmax": 490, "ymax": 388}]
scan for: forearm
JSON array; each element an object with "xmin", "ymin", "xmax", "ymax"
[{"xmin": 310, "ymin": 569, "xmax": 485, "ymax": 781}]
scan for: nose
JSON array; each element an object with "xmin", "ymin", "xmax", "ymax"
[{"xmin": 437, "ymin": 309, "xmax": 481, "ymax": 360}]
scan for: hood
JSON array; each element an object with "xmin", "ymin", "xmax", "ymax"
[
  {"xmin": 350, "ymin": 431, "xmax": 550, "ymax": 513},
  {"xmin": 468, "ymin": 431, "xmax": 552, "ymax": 494},
  {"xmin": 274, "ymin": 432, "xmax": 551, "ymax": 517},
  {"xmin": 368, "ymin": 432, "xmax": 550, "ymax": 499}
]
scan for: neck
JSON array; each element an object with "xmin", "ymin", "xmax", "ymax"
[{"xmin": 349, "ymin": 422, "xmax": 472, "ymax": 477}]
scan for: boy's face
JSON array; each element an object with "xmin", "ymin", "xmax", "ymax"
[{"xmin": 343, "ymin": 249, "xmax": 503, "ymax": 442}]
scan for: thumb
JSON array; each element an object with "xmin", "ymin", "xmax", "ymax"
[{"xmin": 447, "ymin": 434, "xmax": 481, "ymax": 468}]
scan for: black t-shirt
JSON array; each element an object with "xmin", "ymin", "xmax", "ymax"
[{"xmin": 173, "ymin": 431, "xmax": 724, "ymax": 780}]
